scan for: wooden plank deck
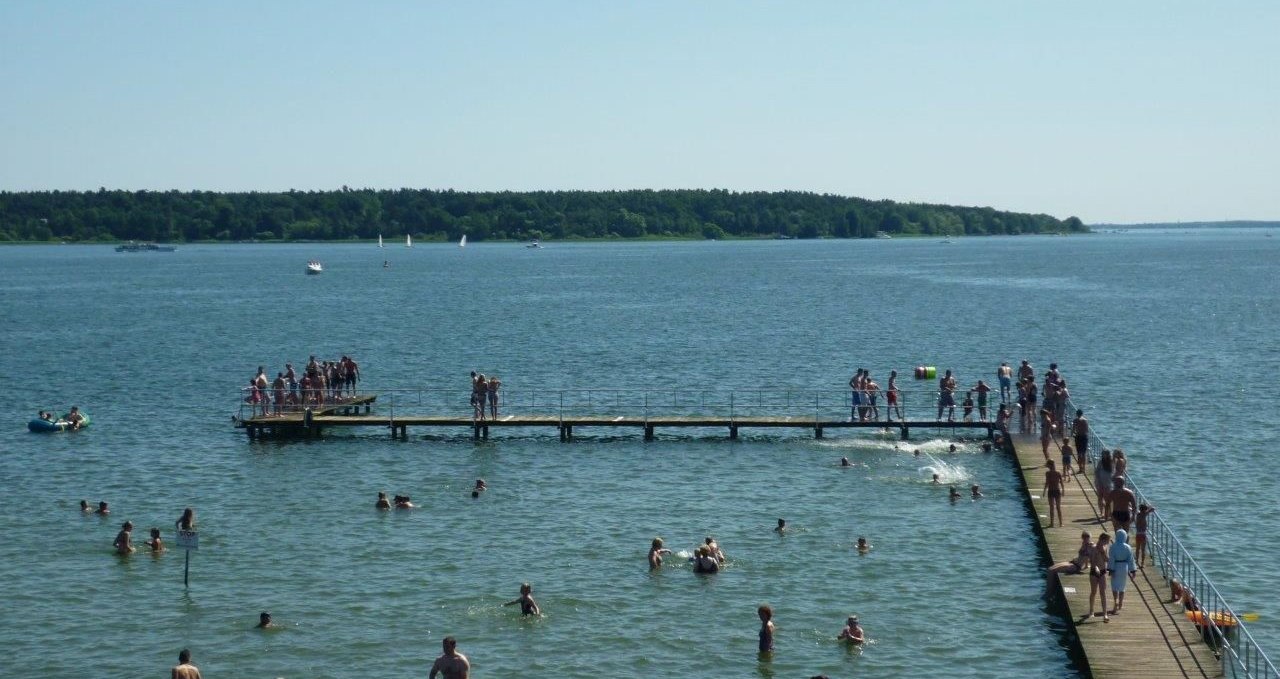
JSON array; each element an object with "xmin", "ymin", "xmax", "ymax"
[{"xmin": 1010, "ymin": 433, "xmax": 1223, "ymax": 679}]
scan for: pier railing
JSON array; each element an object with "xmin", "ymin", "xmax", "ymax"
[
  {"xmin": 238, "ymin": 386, "xmax": 1009, "ymax": 424},
  {"xmin": 1065, "ymin": 395, "xmax": 1278, "ymax": 679}
]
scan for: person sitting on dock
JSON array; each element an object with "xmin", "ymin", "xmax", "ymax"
[
  {"xmin": 375, "ymin": 492, "xmax": 391, "ymax": 510},
  {"xmin": 1048, "ymin": 531, "xmax": 1092, "ymax": 585},
  {"xmin": 1043, "ymin": 460, "xmax": 1065, "ymax": 528},
  {"xmin": 994, "ymin": 402, "xmax": 1011, "ymax": 430},
  {"xmin": 1109, "ymin": 476, "xmax": 1136, "ymax": 534},
  {"xmin": 837, "ymin": 615, "xmax": 864, "ymax": 644}
]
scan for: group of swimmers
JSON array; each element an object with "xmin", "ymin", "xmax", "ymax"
[
  {"xmin": 377, "ymin": 480, "xmax": 487, "ymax": 509},
  {"xmin": 246, "ymin": 355, "xmax": 361, "ymax": 417},
  {"xmin": 756, "ymin": 605, "xmax": 866, "ymax": 659},
  {"xmin": 90, "ymin": 504, "xmax": 195, "ymax": 556}
]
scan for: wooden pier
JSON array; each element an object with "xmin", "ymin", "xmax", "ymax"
[
  {"xmin": 237, "ymin": 409, "xmax": 997, "ymax": 441},
  {"xmin": 1010, "ymin": 433, "xmax": 1223, "ymax": 678}
]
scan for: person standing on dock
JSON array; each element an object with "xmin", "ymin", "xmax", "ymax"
[
  {"xmin": 1086, "ymin": 533, "xmax": 1111, "ymax": 622},
  {"xmin": 974, "ymin": 380, "xmax": 991, "ymax": 421},
  {"xmin": 271, "ymin": 372, "xmax": 285, "ymax": 416},
  {"xmin": 936, "ymin": 369, "xmax": 957, "ymax": 421},
  {"xmin": 429, "ymin": 636, "xmax": 470, "ymax": 679},
  {"xmin": 1043, "ymin": 460, "xmax": 1065, "ymax": 528},
  {"xmin": 1018, "ymin": 360, "xmax": 1035, "ymax": 384},
  {"xmin": 1108, "ymin": 529, "xmax": 1137, "ymax": 615},
  {"xmin": 998, "ymin": 362, "xmax": 1013, "ymax": 402},
  {"xmin": 1109, "ymin": 476, "xmax": 1136, "ymax": 533},
  {"xmin": 1071, "ymin": 410, "xmax": 1090, "ymax": 470},
  {"xmin": 848, "ymin": 369, "xmax": 864, "ymax": 421},
  {"xmin": 1039, "ymin": 409, "xmax": 1056, "ymax": 459},
  {"xmin": 487, "ymin": 375, "xmax": 501, "ymax": 419},
  {"xmin": 886, "ymin": 370, "xmax": 903, "ymax": 422}
]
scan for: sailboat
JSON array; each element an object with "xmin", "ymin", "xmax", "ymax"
[
  {"xmin": 459, "ymin": 234, "xmax": 467, "ymax": 248},
  {"xmin": 406, "ymin": 234, "xmax": 413, "ymax": 248},
  {"xmin": 378, "ymin": 234, "xmax": 384, "ymax": 248}
]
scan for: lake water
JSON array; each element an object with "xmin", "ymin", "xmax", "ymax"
[{"xmin": 1, "ymin": 229, "xmax": 1277, "ymax": 678}]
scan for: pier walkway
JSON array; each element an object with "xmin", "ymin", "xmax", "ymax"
[
  {"xmin": 1011, "ymin": 433, "xmax": 1223, "ymax": 679},
  {"xmin": 234, "ymin": 388, "xmax": 999, "ymax": 440}
]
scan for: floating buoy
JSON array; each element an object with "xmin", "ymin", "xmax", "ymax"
[{"xmin": 914, "ymin": 366, "xmax": 937, "ymax": 380}]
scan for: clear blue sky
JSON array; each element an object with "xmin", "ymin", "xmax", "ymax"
[{"xmin": 2, "ymin": 1, "xmax": 1276, "ymax": 223}]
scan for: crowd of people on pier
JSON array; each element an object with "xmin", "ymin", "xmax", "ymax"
[
  {"xmin": 243, "ymin": 355, "xmax": 361, "ymax": 417},
  {"xmin": 468, "ymin": 371, "xmax": 501, "ymax": 420}
]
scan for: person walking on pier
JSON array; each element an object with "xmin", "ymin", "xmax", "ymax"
[
  {"xmin": 998, "ymin": 362, "xmax": 1013, "ymax": 403},
  {"xmin": 1043, "ymin": 460, "xmax": 1065, "ymax": 528},
  {"xmin": 1134, "ymin": 503, "xmax": 1156, "ymax": 569},
  {"xmin": 1071, "ymin": 410, "xmax": 1090, "ymax": 473},
  {"xmin": 1109, "ymin": 476, "xmax": 1137, "ymax": 534},
  {"xmin": 1086, "ymin": 533, "xmax": 1111, "ymax": 622},
  {"xmin": 1108, "ymin": 529, "xmax": 1137, "ymax": 615},
  {"xmin": 429, "ymin": 636, "xmax": 470, "ymax": 679},
  {"xmin": 886, "ymin": 370, "xmax": 903, "ymax": 422},
  {"xmin": 1039, "ymin": 409, "xmax": 1056, "ymax": 459}
]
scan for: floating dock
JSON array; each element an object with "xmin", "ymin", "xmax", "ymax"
[{"xmin": 1010, "ymin": 433, "xmax": 1223, "ymax": 678}]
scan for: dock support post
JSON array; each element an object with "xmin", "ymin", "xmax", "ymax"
[
  {"xmin": 729, "ymin": 425, "xmax": 738, "ymax": 440},
  {"xmin": 815, "ymin": 426, "xmax": 824, "ymax": 439},
  {"xmin": 900, "ymin": 426, "xmax": 909, "ymax": 441},
  {"xmin": 644, "ymin": 425, "xmax": 654, "ymax": 441},
  {"xmin": 398, "ymin": 425, "xmax": 407, "ymax": 439},
  {"xmin": 246, "ymin": 426, "xmax": 256, "ymax": 440},
  {"xmin": 565, "ymin": 425, "xmax": 573, "ymax": 441},
  {"xmin": 482, "ymin": 426, "xmax": 489, "ymax": 440},
  {"xmin": 304, "ymin": 408, "xmax": 315, "ymax": 438},
  {"xmin": 473, "ymin": 424, "xmax": 481, "ymax": 441}
]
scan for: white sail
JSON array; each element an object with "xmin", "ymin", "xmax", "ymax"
[
  {"xmin": 378, "ymin": 234, "xmax": 383, "ymax": 248},
  {"xmin": 460, "ymin": 234, "xmax": 467, "ymax": 248},
  {"xmin": 406, "ymin": 234, "xmax": 412, "ymax": 248}
]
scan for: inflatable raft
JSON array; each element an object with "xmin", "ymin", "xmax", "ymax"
[{"xmin": 28, "ymin": 413, "xmax": 91, "ymax": 432}]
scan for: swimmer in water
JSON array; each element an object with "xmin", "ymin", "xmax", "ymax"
[
  {"xmin": 474, "ymin": 479, "xmax": 487, "ymax": 492},
  {"xmin": 932, "ymin": 473, "xmax": 941, "ymax": 485},
  {"xmin": 971, "ymin": 484, "xmax": 983, "ymax": 498},
  {"xmin": 705, "ymin": 536, "xmax": 725, "ymax": 563},
  {"xmin": 375, "ymin": 492, "xmax": 391, "ymax": 510},
  {"xmin": 981, "ymin": 442, "xmax": 992, "ymax": 453},
  {"xmin": 145, "ymin": 527, "xmax": 165, "ymax": 552},
  {"xmin": 80, "ymin": 500, "xmax": 91, "ymax": 513},
  {"xmin": 758, "ymin": 605, "xmax": 775, "ymax": 654},
  {"xmin": 256, "ymin": 611, "xmax": 274, "ymax": 629},
  {"xmin": 471, "ymin": 490, "xmax": 480, "ymax": 499},
  {"xmin": 913, "ymin": 449, "xmax": 921, "ymax": 458},
  {"xmin": 393, "ymin": 495, "xmax": 414, "ymax": 509},
  {"xmin": 114, "ymin": 521, "xmax": 135, "ymax": 555},
  {"xmin": 949, "ymin": 444, "xmax": 957, "ymax": 453},
  {"xmin": 837, "ymin": 615, "xmax": 865, "ymax": 644},
  {"xmin": 774, "ymin": 518, "xmax": 787, "ymax": 534},
  {"xmin": 949, "ymin": 486, "xmax": 961, "ymax": 501},
  {"xmin": 95, "ymin": 501, "xmax": 110, "ymax": 515},
  {"xmin": 856, "ymin": 537, "xmax": 871, "ymax": 553},
  {"xmin": 648, "ymin": 538, "xmax": 672, "ymax": 569},
  {"xmin": 840, "ymin": 456, "xmax": 851, "ymax": 467},
  {"xmin": 693, "ymin": 545, "xmax": 720, "ymax": 573},
  {"xmin": 504, "ymin": 583, "xmax": 540, "ymax": 616}
]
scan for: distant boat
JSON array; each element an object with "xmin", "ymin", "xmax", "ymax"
[
  {"xmin": 526, "ymin": 239, "xmax": 542, "ymax": 249},
  {"xmin": 378, "ymin": 234, "xmax": 384, "ymax": 248},
  {"xmin": 940, "ymin": 237, "xmax": 953, "ymax": 244},
  {"xmin": 459, "ymin": 234, "xmax": 467, "ymax": 248},
  {"xmin": 116, "ymin": 242, "xmax": 176, "ymax": 252},
  {"xmin": 306, "ymin": 260, "xmax": 323, "ymax": 275},
  {"xmin": 406, "ymin": 234, "xmax": 412, "ymax": 248},
  {"xmin": 875, "ymin": 231, "xmax": 892, "ymax": 239}
]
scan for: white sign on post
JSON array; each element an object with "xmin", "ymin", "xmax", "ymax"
[{"xmin": 176, "ymin": 529, "xmax": 198, "ymax": 550}]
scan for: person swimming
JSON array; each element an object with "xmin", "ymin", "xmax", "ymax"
[
  {"xmin": 393, "ymin": 495, "xmax": 414, "ymax": 509},
  {"xmin": 95, "ymin": 501, "xmax": 109, "ymax": 515},
  {"xmin": 79, "ymin": 500, "xmax": 91, "ymax": 513},
  {"xmin": 113, "ymin": 521, "xmax": 135, "ymax": 555},
  {"xmin": 931, "ymin": 473, "xmax": 941, "ymax": 484},
  {"xmin": 504, "ymin": 583, "xmax": 540, "ymax": 616},
  {"xmin": 375, "ymin": 492, "xmax": 391, "ymax": 510},
  {"xmin": 837, "ymin": 615, "xmax": 864, "ymax": 644},
  {"xmin": 774, "ymin": 518, "xmax": 787, "ymax": 534},
  {"xmin": 704, "ymin": 536, "xmax": 725, "ymax": 563},
  {"xmin": 256, "ymin": 611, "xmax": 274, "ymax": 629},
  {"xmin": 145, "ymin": 527, "xmax": 164, "ymax": 552},
  {"xmin": 840, "ymin": 456, "xmax": 851, "ymax": 467},
  {"xmin": 648, "ymin": 538, "xmax": 672, "ymax": 569},
  {"xmin": 474, "ymin": 479, "xmax": 487, "ymax": 492},
  {"xmin": 693, "ymin": 546, "xmax": 720, "ymax": 573},
  {"xmin": 971, "ymin": 484, "xmax": 983, "ymax": 498},
  {"xmin": 949, "ymin": 486, "xmax": 962, "ymax": 501},
  {"xmin": 856, "ymin": 537, "xmax": 871, "ymax": 553}
]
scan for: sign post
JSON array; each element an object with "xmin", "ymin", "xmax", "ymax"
[{"xmin": 175, "ymin": 529, "xmax": 198, "ymax": 587}]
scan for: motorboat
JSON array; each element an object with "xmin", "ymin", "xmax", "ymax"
[
  {"xmin": 306, "ymin": 260, "xmax": 323, "ymax": 274},
  {"xmin": 116, "ymin": 242, "xmax": 176, "ymax": 252},
  {"xmin": 526, "ymin": 239, "xmax": 542, "ymax": 249}
]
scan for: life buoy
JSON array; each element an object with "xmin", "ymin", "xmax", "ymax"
[{"xmin": 914, "ymin": 366, "xmax": 937, "ymax": 380}]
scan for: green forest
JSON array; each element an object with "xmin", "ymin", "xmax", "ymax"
[{"xmin": 0, "ymin": 188, "xmax": 1085, "ymax": 243}]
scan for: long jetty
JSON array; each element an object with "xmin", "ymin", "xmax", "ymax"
[{"xmin": 234, "ymin": 388, "xmax": 999, "ymax": 440}]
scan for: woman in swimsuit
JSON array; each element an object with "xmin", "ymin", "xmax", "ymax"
[
  {"xmin": 1094, "ymin": 450, "xmax": 1113, "ymax": 514},
  {"xmin": 486, "ymin": 376, "xmax": 500, "ymax": 419},
  {"xmin": 757, "ymin": 605, "xmax": 775, "ymax": 655},
  {"xmin": 1086, "ymin": 532, "xmax": 1111, "ymax": 622},
  {"xmin": 114, "ymin": 521, "xmax": 136, "ymax": 555},
  {"xmin": 1134, "ymin": 504, "xmax": 1155, "ymax": 569},
  {"xmin": 1049, "ymin": 531, "xmax": 1093, "ymax": 585}
]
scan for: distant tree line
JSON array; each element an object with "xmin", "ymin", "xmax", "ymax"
[{"xmin": 0, "ymin": 188, "xmax": 1085, "ymax": 243}]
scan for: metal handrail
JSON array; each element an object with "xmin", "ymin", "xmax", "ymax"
[
  {"xmin": 1065, "ymin": 395, "xmax": 1278, "ymax": 679},
  {"xmin": 236, "ymin": 386, "xmax": 1011, "ymax": 425}
]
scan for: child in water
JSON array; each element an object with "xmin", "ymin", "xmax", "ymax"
[
  {"xmin": 837, "ymin": 615, "xmax": 864, "ymax": 644},
  {"xmin": 648, "ymin": 538, "xmax": 672, "ymax": 569},
  {"xmin": 145, "ymin": 527, "xmax": 165, "ymax": 553},
  {"xmin": 504, "ymin": 583, "xmax": 540, "ymax": 616}
]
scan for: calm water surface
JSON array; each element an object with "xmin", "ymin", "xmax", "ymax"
[{"xmin": 1, "ymin": 229, "xmax": 1277, "ymax": 678}]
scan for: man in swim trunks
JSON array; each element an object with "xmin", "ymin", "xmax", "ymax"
[
  {"xmin": 998, "ymin": 362, "xmax": 1013, "ymax": 403},
  {"xmin": 429, "ymin": 636, "xmax": 470, "ymax": 679},
  {"xmin": 1018, "ymin": 360, "xmax": 1035, "ymax": 384},
  {"xmin": 1043, "ymin": 460, "xmax": 1065, "ymax": 528},
  {"xmin": 171, "ymin": 648, "xmax": 202, "ymax": 679},
  {"xmin": 1109, "ymin": 476, "xmax": 1137, "ymax": 533},
  {"xmin": 848, "ymin": 369, "xmax": 863, "ymax": 421},
  {"xmin": 886, "ymin": 370, "xmax": 902, "ymax": 422},
  {"xmin": 1071, "ymin": 410, "xmax": 1090, "ymax": 473},
  {"xmin": 114, "ymin": 521, "xmax": 136, "ymax": 554},
  {"xmin": 936, "ymin": 370, "xmax": 957, "ymax": 421}
]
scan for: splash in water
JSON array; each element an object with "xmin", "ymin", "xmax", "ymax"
[{"xmin": 919, "ymin": 453, "xmax": 970, "ymax": 485}]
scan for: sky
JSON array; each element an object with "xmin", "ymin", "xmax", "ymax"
[{"xmin": 1, "ymin": 1, "xmax": 1276, "ymax": 223}]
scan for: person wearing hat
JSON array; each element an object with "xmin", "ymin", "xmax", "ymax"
[{"xmin": 837, "ymin": 615, "xmax": 864, "ymax": 644}]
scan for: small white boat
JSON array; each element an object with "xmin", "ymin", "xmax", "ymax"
[
  {"xmin": 459, "ymin": 234, "xmax": 467, "ymax": 248},
  {"xmin": 378, "ymin": 234, "xmax": 384, "ymax": 248},
  {"xmin": 526, "ymin": 239, "xmax": 542, "ymax": 249},
  {"xmin": 875, "ymin": 231, "xmax": 892, "ymax": 239},
  {"xmin": 306, "ymin": 260, "xmax": 323, "ymax": 274},
  {"xmin": 406, "ymin": 234, "xmax": 413, "ymax": 248}
]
